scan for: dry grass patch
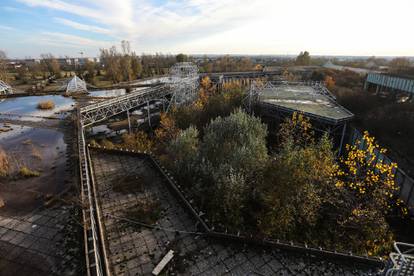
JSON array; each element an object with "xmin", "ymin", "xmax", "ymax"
[
  {"xmin": 19, "ymin": 166, "xmax": 40, "ymax": 177},
  {"xmin": 0, "ymin": 148, "xmax": 9, "ymax": 177},
  {"xmin": 37, "ymin": 100, "xmax": 55, "ymax": 110}
]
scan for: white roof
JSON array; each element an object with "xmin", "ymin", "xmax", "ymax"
[
  {"xmin": 0, "ymin": 80, "xmax": 12, "ymax": 93},
  {"xmin": 66, "ymin": 76, "xmax": 87, "ymax": 93}
]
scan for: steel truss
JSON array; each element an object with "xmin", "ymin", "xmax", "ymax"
[
  {"xmin": 67, "ymin": 76, "xmax": 88, "ymax": 94},
  {"xmin": 80, "ymin": 85, "xmax": 171, "ymax": 127},
  {"xmin": 76, "ymin": 63, "xmax": 199, "ymax": 275},
  {"xmin": 246, "ymin": 80, "xmax": 348, "ymax": 124},
  {"xmin": 0, "ymin": 80, "xmax": 12, "ymax": 95},
  {"xmin": 386, "ymin": 242, "xmax": 414, "ymax": 276},
  {"xmin": 169, "ymin": 62, "xmax": 199, "ymax": 105},
  {"xmin": 246, "ymin": 81, "xmax": 352, "ymax": 155}
]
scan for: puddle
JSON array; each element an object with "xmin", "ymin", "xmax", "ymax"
[
  {"xmin": 88, "ymin": 89, "xmax": 126, "ymax": 98},
  {"xmin": 0, "ymin": 95, "xmax": 75, "ymax": 121}
]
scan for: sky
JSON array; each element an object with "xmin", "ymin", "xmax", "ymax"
[{"xmin": 0, "ymin": 0, "xmax": 413, "ymax": 58}]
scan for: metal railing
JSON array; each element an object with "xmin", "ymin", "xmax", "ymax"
[
  {"xmin": 385, "ymin": 242, "xmax": 414, "ymax": 276},
  {"xmin": 79, "ymin": 84, "xmax": 171, "ymax": 127},
  {"xmin": 78, "ymin": 110, "xmax": 105, "ymax": 276}
]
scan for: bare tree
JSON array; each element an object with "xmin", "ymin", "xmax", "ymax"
[
  {"xmin": 40, "ymin": 53, "xmax": 61, "ymax": 77},
  {"xmin": 0, "ymin": 50, "xmax": 8, "ymax": 81}
]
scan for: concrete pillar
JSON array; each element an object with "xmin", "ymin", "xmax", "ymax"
[
  {"xmin": 147, "ymin": 101, "xmax": 152, "ymax": 128},
  {"xmin": 338, "ymin": 123, "xmax": 347, "ymax": 157},
  {"xmin": 127, "ymin": 109, "xmax": 132, "ymax": 134}
]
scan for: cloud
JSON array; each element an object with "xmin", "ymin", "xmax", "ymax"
[
  {"xmin": 0, "ymin": 25, "xmax": 15, "ymax": 31},
  {"xmin": 31, "ymin": 32, "xmax": 112, "ymax": 49},
  {"xmin": 13, "ymin": 0, "xmax": 414, "ymax": 56},
  {"xmin": 54, "ymin": 17, "xmax": 112, "ymax": 35},
  {"xmin": 17, "ymin": 0, "xmax": 273, "ymax": 48}
]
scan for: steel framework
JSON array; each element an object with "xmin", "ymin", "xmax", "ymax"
[
  {"xmin": 66, "ymin": 76, "xmax": 88, "ymax": 94},
  {"xmin": 0, "ymin": 80, "xmax": 12, "ymax": 95},
  {"xmin": 168, "ymin": 62, "xmax": 199, "ymax": 105},
  {"xmin": 386, "ymin": 242, "xmax": 414, "ymax": 276},
  {"xmin": 246, "ymin": 80, "xmax": 348, "ymax": 124},
  {"xmin": 80, "ymin": 84, "xmax": 171, "ymax": 127}
]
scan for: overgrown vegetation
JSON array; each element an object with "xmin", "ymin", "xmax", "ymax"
[
  {"xmin": 123, "ymin": 197, "xmax": 162, "ymax": 228},
  {"xmin": 145, "ymin": 80, "xmax": 408, "ymax": 256},
  {"xmin": 311, "ymin": 69, "xmax": 414, "ymax": 175},
  {"xmin": 0, "ymin": 148, "xmax": 9, "ymax": 177},
  {"xmin": 37, "ymin": 100, "xmax": 55, "ymax": 110},
  {"xmin": 19, "ymin": 166, "xmax": 40, "ymax": 178}
]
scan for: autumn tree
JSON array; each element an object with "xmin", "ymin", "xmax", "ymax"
[
  {"xmin": 389, "ymin": 57, "xmax": 411, "ymax": 70},
  {"xmin": 121, "ymin": 131, "xmax": 153, "ymax": 152},
  {"xmin": 259, "ymin": 113, "xmax": 337, "ymax": 240},
  {"xmin": 176, "ymin": 53, "xmax": 188, "ymax": 62},
  {"xmin": 295, "ymin": 51, "xmax": 311, "ymax": 66},
  {"xmin": 330, "ymin": 131, "xmax": 406, "ymax": 255},
  {"xmin": 324, "ymin": 75, "xmax": 335, "ymax": 90},
  {"xmin": 259, "ymin": 133, "xmax": 337, "ymax": 240},
  {"xmin": 100, "ymin": 46, "xmax": 122, "ymax": 83},
  {"xmin": 40, "ymin": 53, "xmax": 61, "ymax": 77},
  {"xmin": 0, "ymin": 50, "xmax": 8, "ymax": 82},
  {"xmin": 155, "ymin": 112, "xmax": 180, "ymax": 148},
  {"xmin": 278, "ymin": 112, "xmax": 314, "ymax": 146},
  {"xmin": 84, "ymin": 60, "xmax": 96, "ymax": 83}
]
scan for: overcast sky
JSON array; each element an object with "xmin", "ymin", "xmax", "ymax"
[{"xmin": 0, "ymin": 0, "xmax": 413, "ymax": 58}]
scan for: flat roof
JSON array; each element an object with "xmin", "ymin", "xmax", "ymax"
[
  {"xmin": 90, "ymin": 149, "xmax": 379, "ymax": 275},
  {"xmin": 258, "ymin": 84, "xmax": 353, "ymax": 123}
]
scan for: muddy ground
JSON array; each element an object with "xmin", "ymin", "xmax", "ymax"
[{"xmin": 0, "ymin": 118, "xmax": 84, "ymax": 275}]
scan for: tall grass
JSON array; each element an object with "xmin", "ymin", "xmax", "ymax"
[{"xmin": 0, "ymin": 148, "xmax": 9, "ymax": 177}]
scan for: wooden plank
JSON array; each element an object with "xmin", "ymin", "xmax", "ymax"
[{"xmin": 152, "ymin": 250, "xmax": 174, "ymax": 275}]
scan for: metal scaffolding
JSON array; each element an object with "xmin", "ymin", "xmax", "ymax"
[
  {"xmin": 168, "ymin": 62, "xmax": 199, "ymax": 105},
  {"xmin": 0, "ymin": 80, "xmax": 12, "ymax": 95}
]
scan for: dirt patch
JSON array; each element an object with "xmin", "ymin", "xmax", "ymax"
[
  {"xmin": 112, "ymin": 174, "xmax": 151, "ymax": 194},
  {"xmin": 122, "ymin": 197, "xmax": 162, "ymax": 228}
]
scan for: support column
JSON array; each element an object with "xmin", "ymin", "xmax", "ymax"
[
  {"xmin": 126, "ymin": 109, "xmax": 132, "ymax": 134},
  {"xmin": 338, "ymin": 122, "xmax": 347, "ymax": 157},
  {"xmin": 363, "ymin": 80, "xmax": 368, "ymax": 91},
  {"xmin": 147, "ymin": 101, "xmax": 152, "ymax": 128}
]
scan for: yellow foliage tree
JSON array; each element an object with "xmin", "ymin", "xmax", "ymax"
[
  {"xmin": 324, "ymin": 75, "xmax": 335, "ymax": 90},
  {"xmin": 155, "ymin": 112, "xmax": 179, "ymax": 146},
  {"xmin": 121, "ymin": 131, "xmax": 153, "ymax": 152},
  {"xmin": 331, "ymin": 131, "xmax": 407, "ymax": 255},
  {"xmin": 278, "ymin": 112, "xmax": 314, "ymax": 146}
]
